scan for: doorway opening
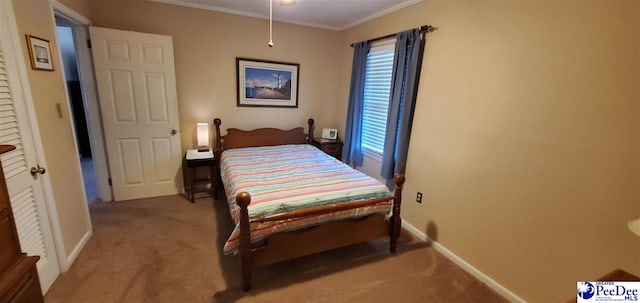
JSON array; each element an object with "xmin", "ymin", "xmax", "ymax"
[
  {"xmin": 52, "ymin": 6, "xmax": 112, "ymax": 203},
  {"xmin": 54, "ymin": 21, "xmax": 98, "ymax": 203}
]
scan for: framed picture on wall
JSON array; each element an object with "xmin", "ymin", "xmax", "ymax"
[
  {"xmin": 25, "ymin": 35, "xmax": 54, "ymax": 71},
  {"xmin": 237, "ymin": 58, "xmax": 299, "ymax": 108}
]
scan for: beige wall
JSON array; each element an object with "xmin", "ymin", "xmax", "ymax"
[
  {"xmin": 11, "ymin": 0, "xmax": 91, "ymax": 256},
  {"xmin": 59, "ymin": 0, "xmax": 344, "ymax": 150},
  {"xmin": 342, "ymin": 0, "xmax": 640, "ymax": 302}
]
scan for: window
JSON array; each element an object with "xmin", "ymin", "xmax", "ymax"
[{"xmin": 361, "ymin": 39, "xmax": 395, "ymax": 159}]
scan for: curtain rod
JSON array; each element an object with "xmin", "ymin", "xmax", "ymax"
[{"xmin": 350, "ymin": 25, "xmax": 437, "ymax": 47}]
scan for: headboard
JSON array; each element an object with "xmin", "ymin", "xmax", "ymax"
[{"xmin": 213, "ymin": 118, "xmax": 315, "ymax": 160}]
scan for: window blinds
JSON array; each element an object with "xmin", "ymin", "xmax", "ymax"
[{"xmin": 361, "ymin": 40, "xmax": 395, "ymax": 157}]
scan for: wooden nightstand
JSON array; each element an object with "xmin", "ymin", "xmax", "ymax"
[
  {"xmin": 184, "ymin": 149, "xmax": 217, "ymax": 203},
  {"xmin": 312, "ymin": 138, "xmax": 343, "ymax": 160}
]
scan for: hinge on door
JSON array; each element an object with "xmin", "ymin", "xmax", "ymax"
[
  {"xmin": 108, "ymin": 178, "xmax": 112, "ymax": 186},
  {"xmin": 87, "ymin": 39, "xmax": 92, "ymax": 49}
]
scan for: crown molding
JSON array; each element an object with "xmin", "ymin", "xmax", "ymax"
[
  {"xmin": 149, "ymin": 0, "xmax": 424, "ymax": 31},
  {"xmin": 341, "ymin": 0, "xmax": 423, "ymax": 30}
]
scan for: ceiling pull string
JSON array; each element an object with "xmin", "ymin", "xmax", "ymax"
[{"xmin": 268, "ymin": 0, "xmax": 274, "ymax": 47}]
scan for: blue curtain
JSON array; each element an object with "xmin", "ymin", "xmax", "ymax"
[
  {"xmin": 342, "ymin": 41, "xmax": 371, "ymax": 167},
  {"xmin": 381, "ymin": 29, "xmax": 424, "ymax": 180}
]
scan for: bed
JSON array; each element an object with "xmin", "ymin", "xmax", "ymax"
[{"xmin": 213, "ymin": 118, "xmax": 405, "ymax": 291}]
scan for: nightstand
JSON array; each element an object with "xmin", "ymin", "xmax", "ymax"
[
  {"xmin": 312, "ymin": 138, "xmax": 343, "ymax": 160},
  {"xmin": 184, "ymin": 149, "xmax": 217, "ymax": 203}
]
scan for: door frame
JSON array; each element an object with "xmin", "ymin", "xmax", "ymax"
[
  {"xmin": 52, "ymin": 1, "xmax": 112, "ymax": 202},
  {"xmin": 0, "ymin": 0, "xmax": 69, "ymax": 273}
]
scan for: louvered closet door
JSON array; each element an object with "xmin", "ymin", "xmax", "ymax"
[{"xmin": 0, "ymin": 41, "xmax": 59, "ymax": 292}]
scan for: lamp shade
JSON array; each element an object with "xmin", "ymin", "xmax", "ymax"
[
  {"xmin": 628, "ymin": 218, "xmax": 640, "ymax": 237},
  {"xmin": 196, "ymin": 122, "xmax": 209, "ymax": 151}
]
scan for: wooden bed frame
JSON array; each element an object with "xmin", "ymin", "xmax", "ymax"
[{"xmin": 213, "ymin": 118, "xmax": 405, "ymax": 291}]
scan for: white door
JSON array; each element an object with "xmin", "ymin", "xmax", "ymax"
[
  {"xmin": 0, "ymin": 13, "xmax": 60, "ymax": 292},
  {"xmin": 90, "ymin": 27, "xmax": 182, "ymax": 201}
]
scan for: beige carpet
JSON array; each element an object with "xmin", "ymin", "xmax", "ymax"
[{"xmin": 44, "ymin": 195, "xmax": 508, "ymax": 303}]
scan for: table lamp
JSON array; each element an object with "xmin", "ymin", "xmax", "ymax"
[
  {"xmin": 628, "ymin": 218, "xmax": 640, "ymax": 237},
  {"xmin": 196, "ymin": 122, "xmax": 209, "ymax": 152}
]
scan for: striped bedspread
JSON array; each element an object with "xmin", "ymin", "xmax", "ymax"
[{"xmin": 220, "ymin": 144, "xmax": 392, "ymax": 255}]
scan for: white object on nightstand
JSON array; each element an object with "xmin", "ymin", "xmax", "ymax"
[
  {"xmin": 196, "ymin": 122, "xmax": 210, "ymax": 152},
  {"xmin": 186, "ymin": 149, "xmax": 213, "ymax": 160},
  {"xmin": 321, "ymin": 128, "xmax": 338, "ymax": 139},
  {"xmin": 628, "ymin": 218, "xmax": 640, "ymax": 237}
]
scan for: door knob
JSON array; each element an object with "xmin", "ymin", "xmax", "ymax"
[
  {"xmin": 171, "ymin": 129, "xmax": 178, "ymax": 136},
  {"xmin": 30, "ymin": 165, "xmax": 46, "ymax": 176}
]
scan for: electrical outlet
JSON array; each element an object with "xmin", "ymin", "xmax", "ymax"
[{"xmin": 416, "ymin": 192, "xmax": 422, "ymax": 203}]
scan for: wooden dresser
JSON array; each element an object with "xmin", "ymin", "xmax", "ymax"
[{"xmin": 0, "ymin": 145, "xmax": 43, "ymax": 303}]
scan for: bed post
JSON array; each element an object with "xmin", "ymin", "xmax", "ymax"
[
  {"xmin": 237, "ymin": 192, "xmax": 253, "ymax": 291},
  {"xmin": 307, "ymin": 118, "xmax": 314, "ymax": 144},
  {"xmin": 213, "ymin": 118, "xmax": 222, "ymax": 197},
  {"xmin": 213, "ymin": 118, "xmax": 222, "ymax": 161},
  {"xmin": 389, "ymin": 174, "xmax": 405, "ymax": 253}
]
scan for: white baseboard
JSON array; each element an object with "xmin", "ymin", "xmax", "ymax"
[
  {"xmin": 401, "ymin": 220, "xmax": 526, "ymax": 303},
  {"xmin": 62, "ymin": 230, "xmax": 92, "ymax": 272}
]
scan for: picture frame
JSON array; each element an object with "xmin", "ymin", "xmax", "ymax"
[
  {"xmin": 237, "ymin": 58, "xmax": 299, "ymax": 108},
  {"xmin": 25, "ymin": 35, "xmax": 54, "ymax": 71},
  {"xmin": 322, "ymin": 128, "xmax": 338, "ymax": 140}
]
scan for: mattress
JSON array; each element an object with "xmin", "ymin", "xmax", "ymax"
[{"xmin": 220, "ymin": 144, "xmax": 392, "ymax": 255}]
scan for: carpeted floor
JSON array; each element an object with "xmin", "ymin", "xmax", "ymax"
[{"xmin": 44, "ymin": 195, "xmax": 508, "ymax": 303}]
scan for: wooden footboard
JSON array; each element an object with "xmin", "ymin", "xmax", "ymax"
[{"xmin": 237, "ymin": 174, "xmax": 405, "ymax": 291}]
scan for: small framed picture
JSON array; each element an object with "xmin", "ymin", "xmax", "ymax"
[
  {"xmin": 322, "ymin": 128, "xmax": 338, "ymax": 140},
  {"xmin": 26, "ymin": 35, "xmax": 54, "ymax": 71}
]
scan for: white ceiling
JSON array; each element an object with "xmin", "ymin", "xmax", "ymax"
[{"xmin": 150, "ymin": 0, "xmax": 423, "ymax": 31}]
